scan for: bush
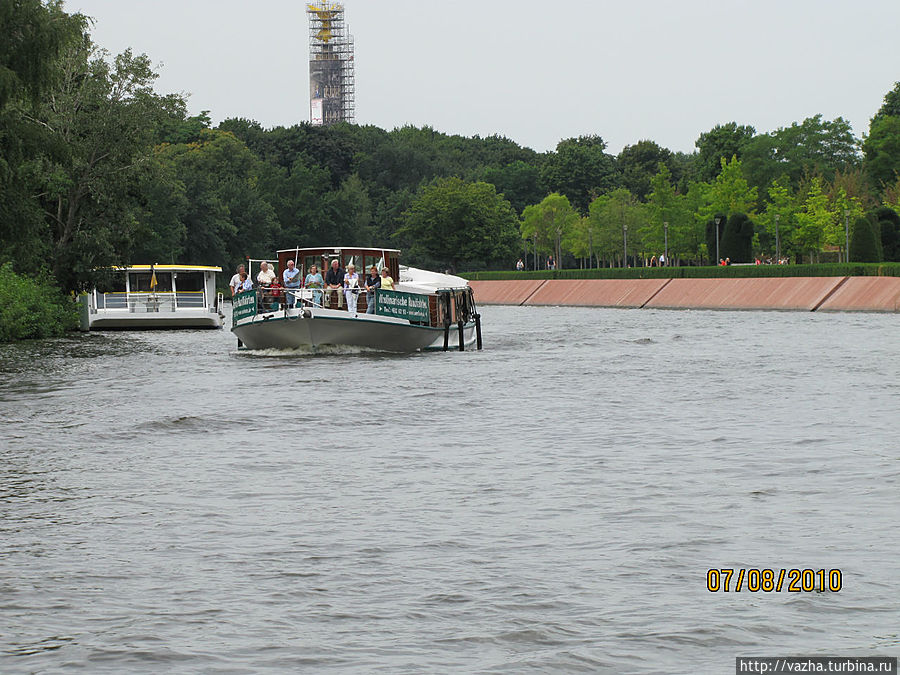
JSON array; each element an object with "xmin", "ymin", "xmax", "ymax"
[
  {"xmin": 873, "ymin": 206, "xmax": 900, "ymax": 262},
  {"xmin": 462, "ymin": 262, "xmax": 900, "ymax": 281},
  {"xmin": 0, "ymin": 263, "xmax": 78, "ymax": 341},
  {"xmin": 721, "ymin": 213, "xmax": 754, "ymax": 263},
  {"xmin": 849, "ymin": 217, "xmax": 883, "ymax": 263}
]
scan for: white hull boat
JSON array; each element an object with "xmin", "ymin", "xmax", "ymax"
[
  {"xmin": 80, "ymin": 265, "xmax": 224, "ymax": 330},
  {"xmin": 231, "ymin": 247, "xmax": 481, "ymax": 353}
]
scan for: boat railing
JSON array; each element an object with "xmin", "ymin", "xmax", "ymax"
[{"xmin": 93, "ymin": 291, "xmax": 208, "ymax": 312}]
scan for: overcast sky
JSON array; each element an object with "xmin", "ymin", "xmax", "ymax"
[{"xmin": 65, "ymin": 0, "xmax": 900, "ymax": 155}]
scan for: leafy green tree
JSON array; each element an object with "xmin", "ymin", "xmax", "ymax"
[
  {"xmin": 521, "ymin": 193, "xmax": 580, "ymax": 268},
  {"xmin": 827, "ymin": 187, "xmax": 864, "ymax": 259},
  {"xmin": 617, "ymin": 140, "xmax": 673, "ymax": 201},
  {"xmin": 863, "ymin": 115, "xmax": 900, "ymax": 187},
  {"xmin": 586, "ymin": 189, "xmax": 645, "ymax": 267},
  {"xmin": 482, "ymin": 160, "xmax": 545, "ymax": 214},
  {"xmin": 157, "ymin": 129, "xmax": 279, "ymax": 268},
  {"xmin": 872, "ymin": 82, "xmax": 900, "ymax": 122},
  {"xmin": 849, "ymin": 216, "xmax": 882, "ymax": 262},
  {"xmin": 694, "ymin": 122, "xmax": 755, "ymax": 182},
  {"xmin": 399, "ymin": 177, "xmax": 519, "ymax": 272},
  {"xmin": 0, "ymin": 263, "xmax": 77, "ymax": 341},
  {"xmin": 643, "ymin": 164, "xmax": 695, "ymax": 262},
  {"xmin": 759, "ymin": 179, "xmax": 799, "ymax": 259},
  {"xmin": 0, "ymin": 0, "xmax": 86, "ymax": 273},
  {"xmin": 794, "ymin": 178, "xmax": 833, "ymax": 261},
  {"xmin": 540, "ymin": 135, "xmax": 619, "ymax": 213},
  {"xmin": 743, "ymin": 115, "xmax": 860, "ymax": 190},
  {"xmin": 700, "ymin": 156, "xmax": 758, "ymax": 223}
]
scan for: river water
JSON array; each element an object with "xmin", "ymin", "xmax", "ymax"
[{"xmin": 1, "ymin": 306, "xmax": 897, "ymax": 673}]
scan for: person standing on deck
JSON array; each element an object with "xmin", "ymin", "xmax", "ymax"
[
  {"xmin": 364, "ymin": 265, "xmax": 381, "ymax": 314},
  {"xmin": 229, "ymin": 264, "xmax": 246, "ymax": 296},
  {"xmin": 379, "ymin": 267, "xmax": 395, "ymax": 291},
  {"xmin": 325, "ymin": 259, "xmax": 344, "ymax": 308},
  {"xmin": 282, "ymin": 260, "xmax": 301, "ymax": 308},
  {"xmin": 343, "ymin": 264, "xmax": 360, "ymax": 314}
]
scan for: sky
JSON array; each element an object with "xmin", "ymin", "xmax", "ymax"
[{"xmin": 65, "ymin": 0, "xmax": 900, "ymax": 155}]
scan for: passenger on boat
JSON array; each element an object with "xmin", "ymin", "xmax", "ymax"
[
  {"xmin": 380, "ymin": 267, "xmax": 395, "ymax": 291},
  {"xmin": 325, "ymin": 259, "xmax": 344, "ymax": 308},
  {"xmin": 364, "ymin": 265, "xmax": 381, "ymax": 314},
  {"xmin": 268, "ymin": 277, "xmax": 283, "ymax": 310},
  {"xmin": 239, "ymin": 273, "xmax": 252, "ymax": 292},
  {"xmin": 305, "ymin": 265, "xmax": 324, "ymax": 307},
  {"xmin": 344, "ymin": 264, "xmax": 360, "ymax": 314},
  {"xmin": 283, "ymin": 259, "xmax": 301, "ymax": 308},
  {"xmin": 229, "ymin": 264, "xmax": 246, "ymax": 296},
  {"xmin": 257, "ymin": 261, "xmax": 276, "ymax": 286}
]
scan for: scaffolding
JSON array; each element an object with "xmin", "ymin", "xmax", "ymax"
[{"xmin": 307, "ymin": 2, "xmax": 355, "ymax": 126}]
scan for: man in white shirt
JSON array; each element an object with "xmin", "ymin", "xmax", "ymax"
[
  {"xmin": 257, "ymin": 261, "xmax": 276, "ymax": 286},
  {"xmin": 229, "ymin": 264, "xmax": 246, "ymax": 296}
]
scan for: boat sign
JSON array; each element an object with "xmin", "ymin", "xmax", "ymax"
[
  {"xmin": 232, "ymin": 290, "xmax": 257, "ymax": 323},
  {"xmin": 376, "ymin": 290, "xmax": 430, "ymax": 323}
]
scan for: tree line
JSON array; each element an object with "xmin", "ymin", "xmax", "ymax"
[{"xmin": 2, "ymin": 0, "xmax": 900, "ymax": 298}]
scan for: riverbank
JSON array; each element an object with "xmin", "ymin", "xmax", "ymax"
[{"xmin": 468, "ymin": 276, "xmax": 900, "ymax": 312}]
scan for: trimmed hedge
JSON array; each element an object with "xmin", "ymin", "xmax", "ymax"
[
  {"xmin": 462, "ymin": 262, "xmax": 900, "ymax": 281},
  {"xmin": 0, "ymin": 263, "xmax": 78, "ymax": 341}
]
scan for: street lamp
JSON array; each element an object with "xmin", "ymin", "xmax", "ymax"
[
  {"xmin": 775, "ymin": 214, "xmax": 780, "ymax": 262},
  {"xmin": 623, "ymin": 223, "xmax": 628, "ymax": 268},
  {"xmin": 714, "ymin": 216, "xmax": 722, "ymax": 264},
  {"xmin": 844, "ymin": 209, "xmax": 850, "ymax": 263},
  {"xmin": 664, "ymin": 221, "xmax": 669, "ymax": 266},
  {"xmin": 533, "ymin": 232, "xmax": 538, "ymax": 271}
]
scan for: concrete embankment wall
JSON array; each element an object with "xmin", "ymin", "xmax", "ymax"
[{"xmin": 468, "ymin": 277, "xmax": 900, "ymax": 312}]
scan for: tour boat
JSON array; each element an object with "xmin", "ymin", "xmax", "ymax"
[
  {"xmin": 231, "ymin": 247, "xmax": 482, "ymax": 352},
  {"xmin": 79, "ymin": 265, "xmax": 224, "ymax": 330}
]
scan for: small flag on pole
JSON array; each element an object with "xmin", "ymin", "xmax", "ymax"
[{"xmin": 150, "ymin": 264, "xmax": 158, "ymax": 291}]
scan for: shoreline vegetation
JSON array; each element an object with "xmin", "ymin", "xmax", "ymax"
[
  {"xmin": 3, "ymin": 2, "xmax": 900, "ymax": 340},
  {"xmin": 0, "ymin": 264, "xmax": 78, "ymax": 341}
]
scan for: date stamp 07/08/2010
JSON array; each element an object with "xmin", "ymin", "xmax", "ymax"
[{"xmin": 707, "ymin": 569, "xmax": 842, "ymax": 593}]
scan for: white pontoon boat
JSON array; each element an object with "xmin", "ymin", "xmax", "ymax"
[
  {"xmin": 231, "ymin": 247, "xmax": 482, "ymax": 352},
  {"xmin": 80, "ymin": 265, "xmax": 224, "ymax": 330}
]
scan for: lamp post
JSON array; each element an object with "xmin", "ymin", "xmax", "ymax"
[
  {"xmin": 844, "ymin": 209, "xmax": 850, "ymax": 263},
  {"xmin": 775, "ymin": 214, "xmax": 780, "ymax": 262},
  {"xmin": 533, "ymin": 232, "xmax": 538, "ymax": 271},
  {"xmin": 664, "ymin": 221, "xmax": 669, "ymax": 266},
  {"xmin": 623, "ymin": 223, "xmax": 628, "ymax": 268},
  {"xmin": 714, "ymin": 216, "xmax": 722, "ymax": 264}
]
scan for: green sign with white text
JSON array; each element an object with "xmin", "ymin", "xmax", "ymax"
[
  {"xmin": 232, "ymin": 289, "xmax": 257, "ymax": 324},
  {"xmin": 376, "ymin": 289, "xmax": 430, "ymax": 323}
]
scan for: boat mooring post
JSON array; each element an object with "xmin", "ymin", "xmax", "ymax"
[
  {"xmin": 457, "ymin": 321, "xmax": 465, "ymax": 351},
  {"xmin": 475, "ymin": 313, "xmax": 482, "ymax": 350}
]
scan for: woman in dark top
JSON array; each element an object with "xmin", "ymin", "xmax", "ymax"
[{"xmin": 364, "ymin": 265, "xmax": 381, "ymax": 314}]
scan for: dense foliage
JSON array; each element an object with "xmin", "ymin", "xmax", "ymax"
[
  {"xmin": 0, "ymin": 263, "xmax": 77, "ymax": 340},
  {"xmin": 2, "ymin": 0, "xmax": 900, "ymax": 330}
]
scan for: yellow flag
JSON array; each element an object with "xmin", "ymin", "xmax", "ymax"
[{"xmin": 150, "ymin": 265, "xmax": 158, "ymax": 290}]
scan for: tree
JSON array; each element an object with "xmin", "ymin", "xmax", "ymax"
[
  {"xmin": 872, "ymin": 82, "xmax": 900, "ymax": 123},
  {"xmin": 521, "ymin": 193, "xmax": 580, "ymax": 268},
  {"xmin": 743, "ymin": 115, "xmax": 861, "ymax": 191},
  {"xmin": 694, "ymin": 122, "xmax": 755, "ymax": 182},
  {"xmin": 482, "ymin": 160, "xmax": 545, "ymax": 214},
  {"xmin": 794, "ymin": 178, "xmax": 833, "ymax": 261},
  {"xmin": 759, "ymin": 179, "xmax": 799, "ymax": 259},
  {"xmin": 586, "ymin": 189, "xmax": 645, "ymax": 267},
  {"xmin": 643, "ymin": 164, "xmax": 695, "ymax": 262},
  {"xmin": 700, "ymin": 156, "xmax": 758, "ymax": 223},
  {"xmin": 540, "ymin": 135, "xmax": 619, "ymax": 213},
  {"xmin": 617, "ymin": 140, "xmax": 673, "ymax": 201},
  {"xmin": 849, "ymin": 216, "xmax": 882, "ymax": 262},
  {"xmin": 399, "ymin": 177, "xmax": 519, "ymax": 272},
  {"xmin": 863, "ymin": 115, "xmax": 900, "ymax": 188}
]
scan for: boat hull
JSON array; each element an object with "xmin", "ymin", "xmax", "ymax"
[
  {"xmin": 232, "ymin": 308, "xmax": 476, "ymax": 352},
  {"xmin": 88, "ymin": 310, "xmax": 223, "ymax": 330}
]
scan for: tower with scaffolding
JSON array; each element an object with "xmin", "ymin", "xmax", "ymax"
[{"xmin": 307, "ymin": 2, "xmax": 355, "ymax": 126}]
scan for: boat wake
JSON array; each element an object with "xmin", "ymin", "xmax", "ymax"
[{"xmin": 236, "ymin": 344, "xmax": 390, "ymax": 357}]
